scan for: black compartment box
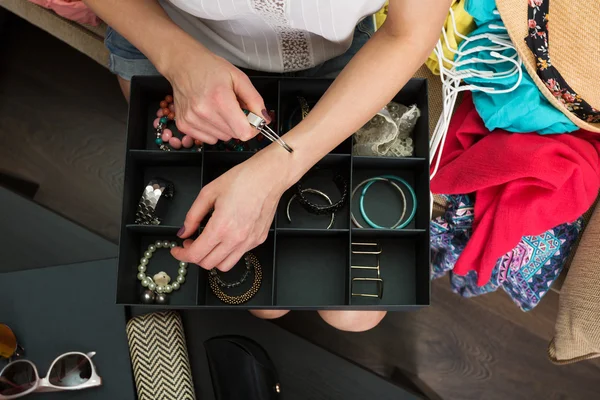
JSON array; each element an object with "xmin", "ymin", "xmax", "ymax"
[{"xmin": 117, "ymin": 76, "xmax": 430, "ymax": 310}]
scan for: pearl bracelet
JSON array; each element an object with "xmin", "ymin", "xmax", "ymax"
[{"xmin": 138, "ymin": 240, "xmax": 187, "ymax": 305}]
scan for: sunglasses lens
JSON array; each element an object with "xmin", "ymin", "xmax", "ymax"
[
  {"xmin": 0, "ymin": 324, "xmax": 18, "ymax": 359},
  {"xmin": 0, "ymin": 361, "xmax": 36, "ymax": 396},
  {"xmin": 48, "ymin": 354, "xmax": 92, "ymax": 387}
]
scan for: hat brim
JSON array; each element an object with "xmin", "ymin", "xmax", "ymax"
[{"xmin": 497, "ymin": 0, "xmax": 600, "ymax": 133}]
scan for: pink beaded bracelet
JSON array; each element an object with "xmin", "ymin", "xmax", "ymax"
[{"xmin": 152, "ymin": 95, "xmax": 203, "ymax": 151}]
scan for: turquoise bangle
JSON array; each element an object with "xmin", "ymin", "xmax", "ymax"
[{"xmin": 359, "ymin": 175, "xmax": 417, "ymax": 229}]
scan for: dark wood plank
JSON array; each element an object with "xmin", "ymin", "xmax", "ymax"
[
  {"xmin": 276, "ymin": 278, "xmax": 600, "ymax": 400},
  {"xmin": 0, "ymin": 15, "xmax": 126, "ymax": 242}
]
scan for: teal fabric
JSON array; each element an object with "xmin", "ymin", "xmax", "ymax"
[
  {"xmin": 464, "ymin": 0, "xmax": 498, "ymax": 26},
  {"xmin": 459, "ymin": 1, "xmax": 578, "ymax": 135}
]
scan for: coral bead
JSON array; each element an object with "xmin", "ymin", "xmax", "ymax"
[
  {"xmin": 162, "ymin": 108, "xmax": 170, "ymax": 116},
  {"xmin": 160, "ymin": 100, "xmax": 168, "ymax": 108},
  {"xmin": 165, "ymin": 95, "xmax": 174, "ymax": 103},
  {"xmin": 182, "ymin": 135, "xmax": 194, "ymax": 148},
  {"xmin": 169, "ymin": 137, "xmax": 182, "ymax": 149},
  {"xmin": 194, "ymin": 139, "xmax": 203, "ymax": 146},
  {"xmin": 168, "ymin": 112, "xmax": 175, "ymax": 120},
  {"xmin": 156, "ymin": 109, "xmax": 164, "ymax": 117},
  {"xmin": 153, "ymin": 118, "xmax": 160, "ymax": 129},
  {"xmin": 161, "ymin": 129, "xmax": 173, "ymax": 142}
]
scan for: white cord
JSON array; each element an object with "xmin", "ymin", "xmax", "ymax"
[{"xmin": 429, "ymin": 8, "xmax": 523, "ymax": 217}]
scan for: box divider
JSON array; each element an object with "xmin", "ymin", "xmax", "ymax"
[
  {"xmin": 272, "ymin": 78, "xmax": 282, "ymax": 306},
  {"xmin": 271, "ymin": 228, "xmax": 278, "ymax": 305},
  {"xmin": 348, "ymin": 151, "xmax": 355, "ymax": 304}
]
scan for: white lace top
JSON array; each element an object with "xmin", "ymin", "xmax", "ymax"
[{"xmin": 159, "ymin": 0, "xmax": 384, "ymax": 72}]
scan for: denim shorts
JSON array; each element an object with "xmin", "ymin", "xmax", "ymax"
[{"xmin": 105, "ymin": 17, "xmax": 374, "ymax": 80}]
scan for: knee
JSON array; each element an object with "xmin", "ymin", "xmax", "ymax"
[
  {"xmin": 249, "ymin": 309, "xmax": 290, "ymax": 320},
  {"xmin": 117, "ymin": 76, "xmax": 131, "ymax": 103},
  {"xmin": 318, "ymin": 310, "xmax": 386, "ymax": 332}
]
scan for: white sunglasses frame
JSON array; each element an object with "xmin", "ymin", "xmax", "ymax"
[{"xmin": 0, "ymin": 351, "xmax": 102, "ymax": 399}]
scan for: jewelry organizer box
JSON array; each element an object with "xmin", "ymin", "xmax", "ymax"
[{"xmin": 117, "ymin": 76, "xmax": 430, "ymax": 310}]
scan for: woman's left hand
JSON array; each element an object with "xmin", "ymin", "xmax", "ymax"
[{"xmin": 171, "ymin": 147, "xmax": 291, "ymax": 271}]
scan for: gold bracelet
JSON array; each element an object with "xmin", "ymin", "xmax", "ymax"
[
  {"xmin": 298, "ymin": 96, "xmax": 310, "ymax": 119},
  {"xmin": 209, "ymin": 253, "xmax": 262, "ymax": 305}
]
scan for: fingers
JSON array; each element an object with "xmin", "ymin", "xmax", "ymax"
[
  {"xmin": 215, "ymin": 247, "xmax": 247, "ymax": 272},
  {"xmin": 171, "ymin": 224, "xmax": 220, "ymax": 265},
  {"xmin": 198, "ymin": 242, "xmax": 245, "ymax": 272},
  {"xmin": 176, "ymin": 113, "xmax": 231, "ymax": 144},
  {"xmin": 228, "ymin": 73, "xmax": 270, "ymax": 140},
  {"xmin": 217, "ymin": 90, "xmax": 259, "ymax": 141},
  {"xmin": 234, "ymin": 72, "xmax": 268, "ymax": 119},
  {"xmin": 187, "ymin": 99, "xmax": 235, "ymax": 138},
  {"xmin": 171, "ymin": 218, "xmax": 222, "ymax": 266},
  {"xmin": 177, "ymin": 187, "xmax": 216, "ymax": 239},
  {"xmin": 170, "ymin": 238, "xmax": 200, "ymax": 264},
  {"xmin": 207, "ymin": 223, "xmax": 269, "ymax": 272}
]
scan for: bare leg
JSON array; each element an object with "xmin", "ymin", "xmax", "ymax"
[
  {"xmin": 118, "ymin": 76, "xmax": 131, "ymax": 102},
  {"xmin": 317, "ymin": 310, "xmax": 386, "ymax": 332},
  {"xmin": 249, "ymin": 309, "xmax": 291, "ymax": 320}
]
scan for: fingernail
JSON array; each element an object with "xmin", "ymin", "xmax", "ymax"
[
  {"xmin": 177, "ymin": 226, "xmax": 185, "ymax": 237},
  {"xmin": 261, "ymin": 109, "xmax": 271, "ymax": 123}
]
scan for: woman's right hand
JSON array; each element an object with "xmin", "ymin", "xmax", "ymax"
[{"xmin": 162, "ymin": 43, "xmax": 270, "ymax": 144}]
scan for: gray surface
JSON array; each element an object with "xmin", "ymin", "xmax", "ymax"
[
  {"xmin": 126, "ymin": 308, "xmax": 419, "ymax": 400},
  {"xmin": 181, "ymin": 310, "xmax": 419, "ymax": 400},
  {"xmin": 0, "ymin": 187, "xmax": 117, "ymax": 272},
  {"xmin": 0, "ymin": 259, "xmax": 135, "ymax": 400}
]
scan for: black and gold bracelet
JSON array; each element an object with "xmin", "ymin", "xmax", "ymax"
[
  {"xmin": 295, "ymin": 173, "xmax": 348, "ymax": 215},
  {"xmin": 285, "ymin": 96, "xmax": 313, "ymax": 132},
  {"xmin": 209, "ymin": 253, "xmax": 262, "ymax": 305}
]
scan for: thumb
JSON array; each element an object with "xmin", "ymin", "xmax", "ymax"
[
  {"xmin": 177, "ymin": 188, "xmax": 215, "ymax": 239},
  {"xmin": 234, "ymin": 74, "xmax": 270, "ymax": 123}
]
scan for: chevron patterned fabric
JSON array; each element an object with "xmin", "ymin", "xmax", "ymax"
[{"xmin": 126, "ymin": 311, "xmax": 196, "ymax": 400}]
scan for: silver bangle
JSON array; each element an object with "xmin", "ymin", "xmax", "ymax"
[
  {"xmin": 351, "ymin": 178, "xmax": 406, "ymax": 229},
  {"xmin": 135, "ymin": 178, "xmax": 174, "ymax": 225},
  {"xmin": 286, "ymin": 188, "xmax": 335, "ymax": 229}
]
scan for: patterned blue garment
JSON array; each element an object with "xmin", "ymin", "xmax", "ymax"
[
  {"xmin": 431, "ymin": 195, "xmax": 582, "ymax": 311},
  {"xmin": 430, "ymin": 195, "xmax": 474, "ymax": 279}
]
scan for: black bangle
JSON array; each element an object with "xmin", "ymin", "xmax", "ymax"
[{"xmin": 295, "ymin": 174, "xmax": 348, "ymax": 215}]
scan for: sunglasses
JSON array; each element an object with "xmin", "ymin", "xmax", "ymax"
[{"xmin": 0, "ymin": 352, "xmax": 102, "ymax": 399}]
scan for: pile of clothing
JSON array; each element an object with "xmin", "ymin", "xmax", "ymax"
[
  {"xmin": 429, "ymin": 0, "xmax": 600, "ymax": 311},
  {"xmin": 26, "ymin": 0, "xmax": 101, "ymax": 26}
]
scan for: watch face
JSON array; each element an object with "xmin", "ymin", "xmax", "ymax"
[{"xmin": 0, "ymin": 324, "xmax": 17, "ymax": 359}]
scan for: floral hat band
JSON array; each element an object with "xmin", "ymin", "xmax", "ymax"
[
  {"xmin": 526, "ymin": 0, "xmax": 599, "ymax": 124},
  {"xmin": 497, "ymin": 0, "xmax": 600, "ymax": 133}
]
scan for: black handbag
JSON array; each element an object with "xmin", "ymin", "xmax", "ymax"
[{"xmin": 204, "ymin": 335, "xmax": 281, "ymax": 400}]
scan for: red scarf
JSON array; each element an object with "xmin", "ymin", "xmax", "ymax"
[{"xmin": 431, "ymin": 92, "xmax": 600, "ymax": 285}]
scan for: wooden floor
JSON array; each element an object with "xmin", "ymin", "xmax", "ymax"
[{"xmin": 2, "ymin": 15, "xmax": 600, "ymax": 400}]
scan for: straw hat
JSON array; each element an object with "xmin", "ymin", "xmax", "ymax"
[{"xmin": 496, "ymin": 0, "xmax": 600, "ymax": 133}]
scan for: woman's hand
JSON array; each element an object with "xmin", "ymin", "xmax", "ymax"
[
  {"xmin": 171, "ymin": 147, "xmax": 291, "ymax": 271},
  {"xmin": 163, "ymin": 42, "xmax": 271, "ymax": 145}
]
